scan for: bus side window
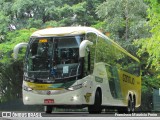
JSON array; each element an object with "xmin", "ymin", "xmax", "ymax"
[
  {"xmin": 115, "ymin": 52, "xmax": 140, "ymax": 77},
  {"xmin": 96, "ymin": 35, "xmax": 116, "ymax": 65}
]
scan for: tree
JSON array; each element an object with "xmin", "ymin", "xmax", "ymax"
[
  {"xmin": 132, "ymin": 0, "xmax": 160, "ymax": 111},
  {"xmin": 0, "ymin": 28, "xmax": 37, "ymax": 102},
  {"xmin": 0, "ymin": 0, "xmax": 105, "ymax": 30},
  {"xmin": 135, "ymin": 0, "xmax": 160, "ymax": 71},
  {"xmin": 133, "ymin": 0, "xmax": 160, "ymax": 93},
  {"xmin": 0, "ymin": 61, "xmax": 23, "ymax": 103},
  {"xmin": 96, "ymin": 0, "xmax": 150, "ymax": 59},
  {"xmin": 0, "ymin": 0, "xmax": 12, "ymax": 43},
  {"xmin": 96, "ymin": 0, "xmax": 149, "ymax": 41}
]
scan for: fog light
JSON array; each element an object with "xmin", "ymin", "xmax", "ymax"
[
  {"xmin": 25, "ymin": 96, "xmax": 29, "ymax": 101},
  {"xmin": 71, "ymin": 95, "xmax": 79, "ymax": 101}
]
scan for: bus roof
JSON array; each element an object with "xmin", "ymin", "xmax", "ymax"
[
  {"xmin": 31, "ymin": 26, "xmax": 98, "ymax": 37},
  {"xmin": 31, "ymin": 26, "xmax": 140, "ymax": 62}
]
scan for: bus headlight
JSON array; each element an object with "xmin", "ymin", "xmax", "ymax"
[
  {"xmin": 68, "ymin": 84, "xmax": 83, "ymax": 91},
  {"xmin": 23, "ymin": 85, "xmax": 33, "ymax": 91}
]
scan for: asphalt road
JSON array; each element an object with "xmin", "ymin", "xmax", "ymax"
[
  {"xmin": 42, "ymin": 111, "xmax": 114, "ymax": 117},
  {"xmin": 1, "ymin": 111, "xmax": 160, "ymax": 120}
]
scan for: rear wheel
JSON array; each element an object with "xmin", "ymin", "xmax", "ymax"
[
  {"xmin": 117, "ymin": 96, "xmax": 134, "ymax": 113},
  {"xmin": 132, "ymin": 97, "xmax": 136, "ymax": 112},
  {"xmin": 44, "ymin": 105, "xmax": 53, "ymax": 114},
  {"xmin": 127, "ymin": 97, "xmax": 132, "ymax": 113},
  {"xmin": 88, "ymin": 90, "xmax": 102, "ymax": 114}
]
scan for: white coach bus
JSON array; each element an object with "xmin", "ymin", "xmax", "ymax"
[{"xmin": 13, "ymin": 27, "xmax": 141, "ymax": 114}]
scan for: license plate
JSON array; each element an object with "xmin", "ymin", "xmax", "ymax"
[{"xmin": 44, "ymin": 99, "xmax": 54, "ymax": 104}]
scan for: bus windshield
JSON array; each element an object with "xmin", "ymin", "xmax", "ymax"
[{"xmin": 24, "ymin": 35, "xmax": 84, "ymax": 83}]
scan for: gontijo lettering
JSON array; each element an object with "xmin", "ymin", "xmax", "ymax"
[{"xmin": 123, "ymin": 74, "xmax": 135, "ymax": 85}]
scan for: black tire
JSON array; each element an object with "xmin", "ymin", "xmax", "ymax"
[
  {"xmin": 132, "ymin": 97, "xmax": 136, "ymax": 113},
  {"xmin": 45, "ymin": 105, "xmax": 53, "ymax": 114},
  {"xmin": 127, "ymin": 97, "xmax": 132, "ymax": 113},
  {"xmin": 88, "ymin": 90, "xmax": 102, "ymax": 114},
  {"xmin": 117, "ymin": 96, "xmax": 133, "ymax": 113}
]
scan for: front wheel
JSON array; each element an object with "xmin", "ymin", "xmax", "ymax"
[
  {"xmin": 44, "ymin": 105, "xmax": 53, "ymax": 114},
  {"xmin": 88, "ymin": 90, "xmax": 102, "ymax": 114}
]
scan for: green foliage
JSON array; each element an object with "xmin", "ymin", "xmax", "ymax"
[
  {"xmin": 0, "ymin": 28, "xmax": 37, "ymax": 103},
  {"xmin": 0, "ymin": 0, "xmax": 105, "ymax": 30},
  {"xmin": 0, "ymin": 28, "xmax": 37, "ymax": 63},
  {"xmin": 135, "ymin": 0, "xmax": 160, "ymax": 71},
  {"xmin": 133, "ymin": 1, "xmax": 160, "ymax": 111},
  {"xmin": 11, "ymin": 0, "xmax": 60, "ymax": 28},
  {"xmin": 96, "ymin": 0, "xmax": 150, "ymax": 59},
  {"xmin": 0, "ymin": 12, "xmax": 10, "ymax": 34},
  {"xmin": 0, "ymin": 61, "xmax": 23, "ymax": 103},
  {"xmin": 143, "ymin": 75, "xmax": 160, "ymax": 89},
  {"xmin": 91, "ymin": 21, "xmax": 107, "ymax": 31},
  {"xmin": 44, "ymin": 21, "xmax": 63, "ymax": 28},
  {"xmin": 96, "ymin": 0, "xmax": 149, "ymax": 41}
]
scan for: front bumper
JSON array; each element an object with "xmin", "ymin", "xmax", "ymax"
[{"xmin": 23, "ymin": 89, "xmax": 85, "ymax": 105}]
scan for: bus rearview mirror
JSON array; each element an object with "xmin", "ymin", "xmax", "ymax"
[
  {"xmin": 13, "ymin": 42, "xmax": 28, "ymax": 59},
  {"xmin": 79, "ymin": 40, "xmax": 93, "ymax": 58}
]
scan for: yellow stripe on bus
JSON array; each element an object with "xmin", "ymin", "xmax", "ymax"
[{"xmin": 25, "ymin": 81, "xmax": 64, "ymax": 90}]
